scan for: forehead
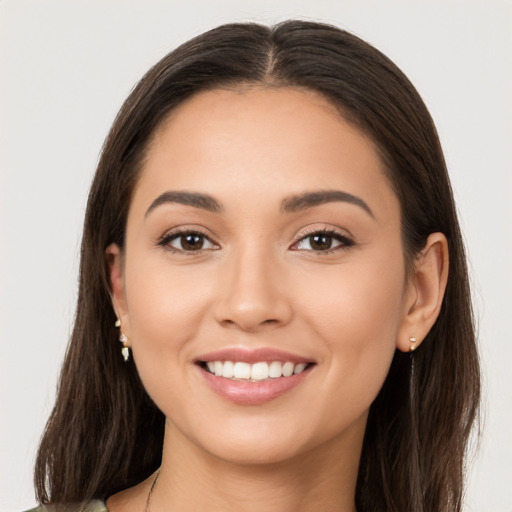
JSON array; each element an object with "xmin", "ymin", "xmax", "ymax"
[{"xmin": 131, "ymin": 86, "xmax": 398, "ymax": 220}]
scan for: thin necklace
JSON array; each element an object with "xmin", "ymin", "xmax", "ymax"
[{"xmin": 144, "ymin": 469, "xmax": 160, "ymax": 512}]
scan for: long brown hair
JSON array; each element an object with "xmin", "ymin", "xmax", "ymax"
[{"xmin": 35, "ymin": 20, "xmax": 480, "ymax": 511}]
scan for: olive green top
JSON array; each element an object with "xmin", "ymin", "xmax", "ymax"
[{"xmin": 24, "ymin": 500, "xmax": 108, "ymax": 512}]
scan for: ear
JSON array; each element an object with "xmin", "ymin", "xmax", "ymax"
[
  {"xmin": 396, "ymin": 233, "xmax": 449, "ymax": 352},
  {"xmin": 105, "ymin": 243, "xmax": 131, "ymax": 342}
]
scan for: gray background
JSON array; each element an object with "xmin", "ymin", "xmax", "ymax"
[{"xmin": 1, "ymin": 1, "xmax": 511, "ymax": 510}]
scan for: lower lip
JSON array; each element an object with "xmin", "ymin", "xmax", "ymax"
[{"xmin": 198, "ymin": 366, "xmax": 312, "ymax": 405}]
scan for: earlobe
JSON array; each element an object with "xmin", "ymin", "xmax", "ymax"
[
  {"xmin": 105, "ymin": 243, "xmax": 131, "ymax": 339},
  {"xmin": 397, "ymin": 233, "xmax": 449, "ymax": 352}
]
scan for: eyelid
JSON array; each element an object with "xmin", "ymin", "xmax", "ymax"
[
  {"xmin": 157, "ymin": 226, "xmax": 220, "ymax": 253},
  {"xmin": 290, "ymin": 227, "xmax": 355, "ymax": 253}
]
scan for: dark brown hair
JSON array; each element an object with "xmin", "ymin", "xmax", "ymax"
[{"xmin": 34, "ymin": 20, "xmax": 480, "ymax": 512}]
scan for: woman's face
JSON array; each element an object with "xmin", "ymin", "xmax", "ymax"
[{"xmin": 110, "ymin": 87, "xmax": 413, "ymax": 465}]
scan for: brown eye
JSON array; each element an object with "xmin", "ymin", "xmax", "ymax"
[
  {"xmin": 293, "ymin": 230, "xmax": 353, "ymax": 253},
  {"xmin": 180, "ymin": 233, "xmax": 204, "ymax": 250},
  {"xmin": 165, "ymin": 231, "xmax": 217, "ymax": 252},
  {"xmin": 308, "ymin": 234, "xmax": 333, "ymax": 251}
]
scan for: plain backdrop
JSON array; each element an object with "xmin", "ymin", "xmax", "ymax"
[{"xmin": 1, "ymin": 1, "xmax": 511, "ymax": 511}]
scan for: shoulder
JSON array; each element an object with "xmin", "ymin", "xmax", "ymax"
[{"xmin": 23, "ymin": 500, "xmax": 108, "ymax": 512}]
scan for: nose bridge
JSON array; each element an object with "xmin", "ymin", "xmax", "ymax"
[{"xmin": 215, "ymin": 239, "xmax": 292, "ymax": 331}]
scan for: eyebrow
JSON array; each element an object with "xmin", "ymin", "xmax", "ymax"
[
  {"xmin": 145, "ymin": 189, "xmax": 374, "ymax": 218},
  {"xmin": 145, "ymin": 190, "xmax": 224, "ymax": 217},
  {"xmin": 281, "ymin": 190, "xmax": 374, "ymax": 218}
]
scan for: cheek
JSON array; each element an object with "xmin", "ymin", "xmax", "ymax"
[
  {"xmin": 124, "ymin": 256, "xmax": 214, "ymax": 368},
  {"xmin": 123, "ymin": 259, "xmax": 220, "ymax": 429},
  {"xmin": 301, "ymin": 250, "xmax": 406, "ymax": 338},
  {"xmin": 298, "ymin": 252, "xmax": 406, "ymax": 414}
]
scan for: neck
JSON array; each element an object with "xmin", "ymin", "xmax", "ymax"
[{"xmin": 150, "ymin": 417, "xmax": 365, "ymax": 512}]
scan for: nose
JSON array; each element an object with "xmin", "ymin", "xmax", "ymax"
[{"xmin": 214, "ymin": 246, "xmax": 293, "ymax": 332}]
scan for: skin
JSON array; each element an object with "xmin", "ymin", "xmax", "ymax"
[{"xmin": 106, "ymin": 87, "xmax": 448, "ymax": 512}]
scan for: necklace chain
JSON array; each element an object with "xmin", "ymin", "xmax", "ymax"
[{"xmin": 144, "ymin": 469, "xmax": 160, "ymax": 512}]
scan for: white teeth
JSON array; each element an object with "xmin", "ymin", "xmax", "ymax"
[
  {"xmin": 233, "ymin": 362, "xmax": 251, "ymax": 379},
  {"xmin": 294, "ymin": 363, "xmax": 307, "ymax": 374},
  {"xmin": 251, "ymin": 362, "xmax": 269, "ymax": 381},
  {"xmin": 222, "ymin": 360, "xmax": 234, "ymax": 378},
  {"xmin": 268, "ymin": 361, "xmax": 282, "ymax": 378},
  {"xmin": 282, "ymin": 361, "xmax": 294, "ymax": 377},
  {"xmin": 204, "ymin": 360, "xmax": 310, "ymax": 380}
]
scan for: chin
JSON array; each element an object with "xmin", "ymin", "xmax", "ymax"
[
  {"xmin": 172, "ymin": 409, "xmax": 365, "ymax": 470},
  {"xmin": 204, "ymin": 440, "xmax": 311, "ymax": 468}
]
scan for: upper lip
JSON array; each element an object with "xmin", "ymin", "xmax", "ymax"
[{"xmin": 195, "ymin": 347, "xmax": 314, "ymax": 364}]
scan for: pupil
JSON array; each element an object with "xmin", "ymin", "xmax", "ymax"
[
  {"xmin": 182, "ymin": 234, "xmax": 203, "ymax": 250},
  {"xmin": 311, "ymin": 234, "xmax": 331, "ymax": 251}
]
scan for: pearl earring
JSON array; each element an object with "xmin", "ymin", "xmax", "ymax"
[{"xmin": 115, "ymin": 319, "xmax": 130, "ymax": 362}]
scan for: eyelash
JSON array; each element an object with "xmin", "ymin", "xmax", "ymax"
[
  {"xmin": 291, "ymin": 228, "xmax": 355, "ymax": 254},
  {"xmin": 157, "ymin": 228, "xmax": 355, "ymax": 255},
  {"xmin": 157, "ymin": 229, "xmax": 217, "ymax": 255}
]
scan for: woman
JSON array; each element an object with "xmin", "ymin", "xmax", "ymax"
[{"xmin": 29, "ymin": 20, "xmax": 480, "ymax": 512}]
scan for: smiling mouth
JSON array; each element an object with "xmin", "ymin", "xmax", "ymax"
[{"xmin": 198, "ymin": 360, "xmax": 315, "ymax": 382}]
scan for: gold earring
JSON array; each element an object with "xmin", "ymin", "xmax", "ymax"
[
  {"xmin": 409, "ymin": 336, "xmax": 417, "ymax": 352},
  {"xmin": 115, "ymin": 319, "xmax": 130, "ymax": 362}
]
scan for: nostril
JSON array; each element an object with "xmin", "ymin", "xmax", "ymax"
[
  {"xmin": 220, "ymin": 319, "xmax": 236, "ymax": 328},
  {"xmin": 219, "ymin": 317, "xmax": 283, "ymax": 331}
]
